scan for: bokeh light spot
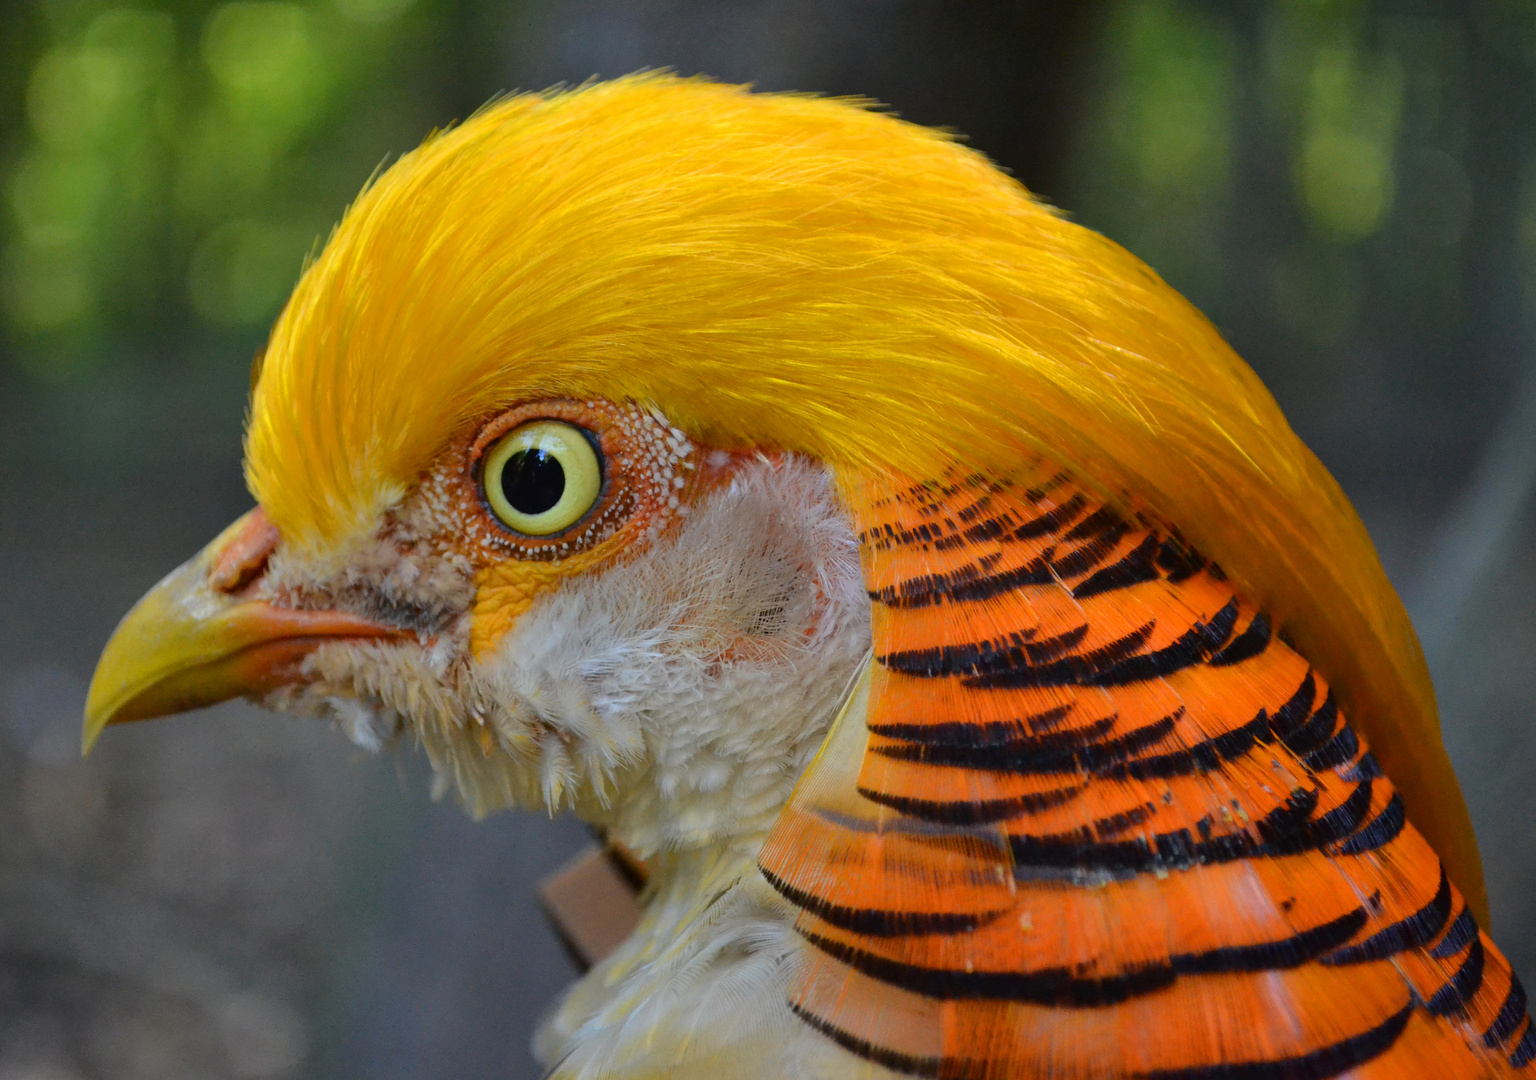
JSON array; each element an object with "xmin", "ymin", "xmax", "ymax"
[
  {"xmin": 83, "ymin": 8, "xmax": 176, "ymax": 79},
  {"xmin": 1300, "ymin": 129, "xmax": 1395, "ymax": 240},
  {"xmin": 9, "ymin": 149, "xmax": 111, "ymax": 247},
  {"xmin": 202, "ymin": 2, "xmax": 330, "ymax": 142},
  {"xmin": 27, "ymin": 47, "xmax": 132, "ymax": 146},
  {"xmin": 204, "ymin": 3, "xmax": 317, "ymax": 91},
  {"xmin": 1114, "ymin": 1, "xmax": 1233, "ymax": 191},
  {"xmin": 333, "ymin": 0, "xmax": 418, "ymax": 25},
  {"xmin": 1296, "ymin": 43, "xmax": 1404, "ymax": 242},
  {"xmin": 2, "ymin": 239, "xmax": 95, "ymax": 333},
  {"xmin": 188, "ymin": 218, "xmax": 310, "ymax": 327},
  {"xmin": 26, "ymin": 10, "xmax": 175, "ymax": 150}
]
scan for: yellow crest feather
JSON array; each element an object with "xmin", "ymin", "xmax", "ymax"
[{"xmin": 246, "ymin": 73, "xmax": 1484, "ymax": 920}]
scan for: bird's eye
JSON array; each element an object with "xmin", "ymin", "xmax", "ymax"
[{"xmin": 481, "ymin": 420, "xmax": 603, "ymax": 536}]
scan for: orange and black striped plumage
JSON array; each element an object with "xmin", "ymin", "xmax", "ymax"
[{"xmin": 760, "ymin": 462, "xmax": 1531, "ymax": 1078}]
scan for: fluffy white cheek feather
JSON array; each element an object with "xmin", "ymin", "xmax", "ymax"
[{"xmin": 481, "ymin": 454, "xmax": 871, "ymax": 854}]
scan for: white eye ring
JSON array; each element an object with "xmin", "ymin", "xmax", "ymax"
[{"xmin": 481, "ymin": 420, "xmax": 603, "ymax": 536}]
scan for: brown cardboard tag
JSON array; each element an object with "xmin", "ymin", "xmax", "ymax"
[{"xmin": 538, "ymin": 843, "xmax": 646, "ymax": 970}]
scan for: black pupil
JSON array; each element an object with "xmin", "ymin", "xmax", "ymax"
[{"xmin": 501, "ymin": 449, "xmax": 566, "ymax": 516}]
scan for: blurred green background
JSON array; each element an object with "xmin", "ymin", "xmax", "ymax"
[{"xmin": 2, "ymin": 1, "xmax": 1535, "ymax": 1077}]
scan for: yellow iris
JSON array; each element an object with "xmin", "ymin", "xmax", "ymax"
[{"xmin": 482, "ymin": 420, "xmax": 603, "ymax": 536}]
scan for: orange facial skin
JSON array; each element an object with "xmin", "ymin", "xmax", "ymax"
[{"xmin": 455, "ymin": 398, "xmax": 753, "ymax": 656}]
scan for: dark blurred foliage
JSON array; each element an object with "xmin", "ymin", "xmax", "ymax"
[
  {"xmin": 1, "ymin": 1, "xmax": 1535, "ymax": 1078},
  {"xmin": 0, "ymin": 0, "xmax": 506, "ymax": 367}
]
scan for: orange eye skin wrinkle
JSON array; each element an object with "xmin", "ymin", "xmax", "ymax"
[
  {"xmin": 441, "ymin": 397, "xmax": 738, "ymax": 657},
  {"xmin": 392, "ymin": 395, "xmax": 781, "ymax": 660}
]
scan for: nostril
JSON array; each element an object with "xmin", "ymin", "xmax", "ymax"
[{"xmin": 209, "ymin": 507, "xmax": 281, "ymax": 595}]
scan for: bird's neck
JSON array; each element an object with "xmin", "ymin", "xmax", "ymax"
[{"xmin": 534, "ymin": 831, "xmax": 800, "ymax": 1077}]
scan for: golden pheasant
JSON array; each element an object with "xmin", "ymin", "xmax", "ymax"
[{"xmin": 85, "ymin": 74, "xmax": 1531, "ymax": 1078}]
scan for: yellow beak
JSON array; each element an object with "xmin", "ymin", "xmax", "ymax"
[{"xmin": 83, "ymin": 508, "xmax": 401, "ymax": 753}]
